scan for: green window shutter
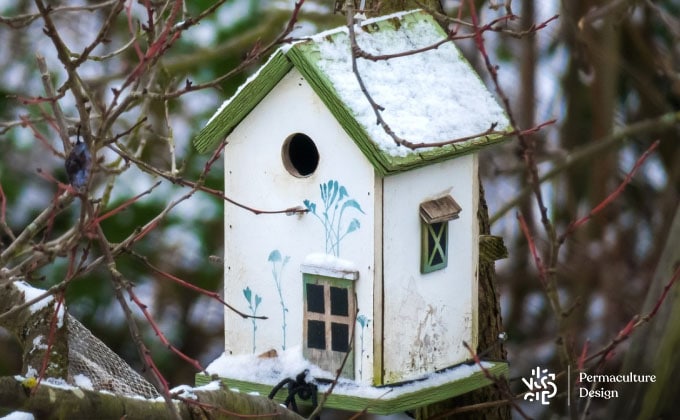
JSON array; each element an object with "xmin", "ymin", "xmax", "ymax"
[
  {"xmin": 419, "ymin": 195, "xmax": 460, "ymax": 274},
  {"xmin": 421, "ymin": 221, "xmax": 449, "ymax": 273}
]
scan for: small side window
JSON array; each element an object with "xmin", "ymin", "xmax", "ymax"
[
  {"xmin": 422, "ymin": 222, "xmax": 448, "ymax": 273},
  {"xmin": 419, "ymin": 195, "xmax": 461, "ymax": 274}
]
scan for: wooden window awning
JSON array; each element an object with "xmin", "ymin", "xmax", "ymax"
[{"xmin": 419, "ymin": 195, "xmax": 462, "ymax": 224}]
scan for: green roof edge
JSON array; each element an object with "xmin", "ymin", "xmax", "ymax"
[
  {"xmin": 285, "ymin": 44, "xmax": 394, "ymax": 176},
  {"xmin": 193, "ymin": 9, "xmax": 512, "ymax": 174},
  {"xmin": 193, "ymin": 51, "xmax": 293, "ymax": 153},
  {"xmin": 195, "ymin": 361, "xmax": 508, "ymax": 414}
]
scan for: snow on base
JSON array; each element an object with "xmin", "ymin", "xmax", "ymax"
[
  {"xmin": 194, "ymin": 380, "xmax": 222, "ymax": 392},
  {"xmin": 206, "ymin": 346, "xmax": 320, "ymax": 389},
  {"xmin": 206, "ymin": 347, "xmax": 489, "ymax": 399},
  {"xmin": 169, "ymin": 384, "xmax": 198, "ymax": 400},
  {"xmin": 72, "ymin": 374, "xmax": 94, "ymax": 391}
]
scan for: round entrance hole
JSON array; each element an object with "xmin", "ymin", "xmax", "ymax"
[{"xmin": 282, "ymin": 133, "xmax": 319, "ymax": 177}]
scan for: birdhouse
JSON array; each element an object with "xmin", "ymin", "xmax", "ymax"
[{"xmin": 194, "ymin": 9, "xmax": 510, "ymax": 414}]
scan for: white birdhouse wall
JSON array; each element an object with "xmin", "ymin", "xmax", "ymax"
[
  {"xmin": 381, "ymin": 155, "xmax": 479, "ymax": 384},
  {"xmin": 222, "ymin": 69, "xmax": 378, "ymax": 384}
]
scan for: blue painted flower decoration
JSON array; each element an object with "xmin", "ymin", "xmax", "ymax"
[{"xmin": 304, "ymin": 180, "xmax": 364, "ymax": 256}]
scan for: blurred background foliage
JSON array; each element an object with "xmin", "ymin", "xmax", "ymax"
[
  {"xmin": 0, "ymin": 0, "xmax": 679, "ymax": 418},
  {"xmin": 0, "ymin": 0, "xmax": 343, "ymax": 385}
]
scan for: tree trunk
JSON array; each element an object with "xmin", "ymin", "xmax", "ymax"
[
  {"xmin": 0, "ymin": 281, "xmax": 69, "ymax": 381},
  {"xmin": 607, "ymin": 203, "xmax": 680, "ymax": 419}
]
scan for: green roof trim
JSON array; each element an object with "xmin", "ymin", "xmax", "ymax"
[
  {"xmin": 193, "ymin": 10, "xmax": 512, "ymax": 175},
  {"xmin": 193, "ymin": 51, "xmax": 293, "ymax": 153},
  {"xmin": 285, "ymin": 44, "xmax": 392, "ymax": 174},
  {"xmin": 195, "ymin": 361, "xmax": 508, "ymax": 415}
]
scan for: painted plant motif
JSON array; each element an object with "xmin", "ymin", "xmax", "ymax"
[
  {"xmin": 357, "ymin": 314, "xmax": 371, "ymax": 379},
  {"xmin": 243, "ymin": 286, "xmax": 262, "ymax": 353},
  {"xmin": 303, "ymin": 180, "xmax": 364, "ymax": 257},
  {"xmin": 268, "ymin": 249, "xmax": 290, "ymax": 350}
]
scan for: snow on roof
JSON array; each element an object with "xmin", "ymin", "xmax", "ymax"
[
  {"xmin": 306, "ymin": 11, "xmax": 509, "ymax": 158},
  {"xmin": 194, "ymin": 10, "xmax": 511, "ymax": 174}
]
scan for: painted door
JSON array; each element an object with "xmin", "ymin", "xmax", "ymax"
[{"xmin": 302, "ymin": 273, "xmax": 355, "ymax": 379}]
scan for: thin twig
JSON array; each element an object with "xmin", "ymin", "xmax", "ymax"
[
  {"xmin": 71, "ymin": 0, "xmax": 125, "ymax": 68},
  {"xmin": 345, "ymin": 3, "xmax": 552, "ymax": 152},
  {"xmin": 0, "ymin": 0, "xmax": 119, "ymax": 29},
  {"xmin": 517, "ymin": 212, "xmax": 547, "ymax": 287},
  {"xmin": 35, "ymin": 54, "xmax": 71, "ymax": 153},
  {"xmin": 130, "ymin": 250, "xmax": 266, "ymax": 320},
  {"xmin": 585, "ymin": 264, "xmax": 680, "ymax": 366},
  {"xmin": 0, "ymin": 182, "xmax": 15, "ymax": 241},
  {"xmin": 491, "ymin": 112, "xmax": 680, "ymax": 224},
  {"xmin": 462, "ymin": 341, "xmax": 531, "ymax": 420},
  {"xmin": 0, "ymin": 190, "xmax": 73, "ymax": 266},
  {"xmin": 107, "ymin": 142, "xmax": 306, "ymax": 215},
  {"xmin": 126, "ymin": 286, "xmax": 207, "ymax": 373},
  {"xmin": 83, "ymin": 197, "xmax": 181, "ymax": 419},
  {"xmin": 559, "ymin": 140, "xmax": 661, "ymax": 242}
]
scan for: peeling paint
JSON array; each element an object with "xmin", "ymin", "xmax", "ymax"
[{"xmin": 408, "ymin": 305, "xmax": 447, "ymax": 373}]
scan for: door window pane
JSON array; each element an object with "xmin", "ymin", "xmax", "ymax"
[
  {"xmin": 307, "ymin": 320, "xmax": 326, "ymax": 349},
  {"xmin": 306, "ymin": 283, "xmax": 325, "ymax": 313},
  {"xmin": 330, "ymin": 287, "xmax": 349, "ymax": 316},
  {"xmin": 331, "ymin": 322, "xmax": 349, "ymax": 352}
]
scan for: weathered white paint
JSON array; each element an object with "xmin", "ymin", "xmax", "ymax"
[
  {"xmin": 223, "ymin": 68, "xmax": 377, "ymax": 384},
  {"xmin": 381, "ymin": 155, "xmax": 479, "ymax": 384}
]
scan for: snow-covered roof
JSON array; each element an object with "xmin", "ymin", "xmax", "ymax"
[{"xmin": 194, "ymin": 9, "xmax": 512, "ymax": 175}]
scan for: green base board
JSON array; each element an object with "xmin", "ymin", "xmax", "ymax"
[{"xmin": 196, "ymin": 361, "xmax": 508, "ymax": 415}]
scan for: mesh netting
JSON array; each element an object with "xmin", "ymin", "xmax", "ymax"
[{"xmin": 67, "ymin": 315, "xmax": 160, "ymax": 398}]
